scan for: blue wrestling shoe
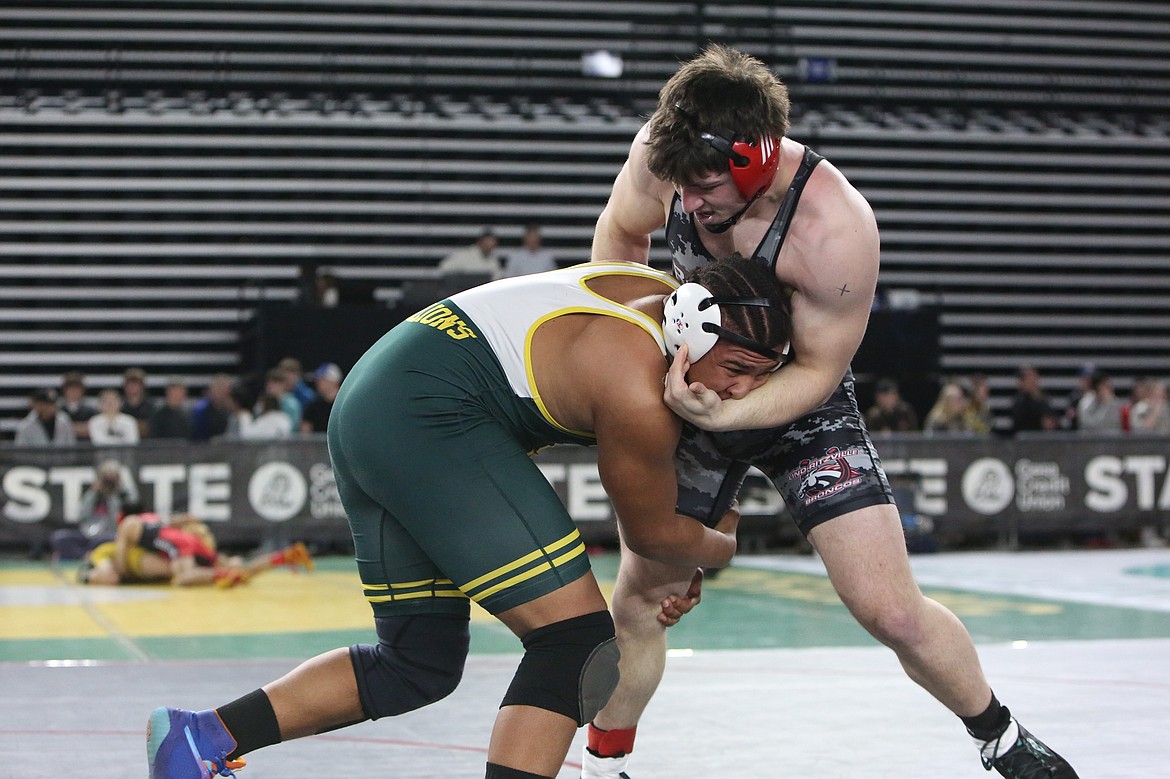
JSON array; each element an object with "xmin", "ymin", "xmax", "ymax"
[{"xmin": 147, "ymin": 706, "xmax": 245, "ymax": 778}]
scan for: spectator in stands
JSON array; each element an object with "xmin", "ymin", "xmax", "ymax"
[
  {"xmin": 236, "ymin": 392, "xmax": 293, "ymax": 440},
  {"xmin": 923, "ymin": 381, "xmax": 985, "ymax": 436},
  {"xmin": 89, "ymin": 388, "xmax": 140, "ymax": 445},
  {"xmin": 264, "ymin": 367, "xmax": 302, "ymax": 432},
  {"xmin": 1061, "ymin": 363, "xmax": 1095, "ymax": 431},
  {"xmin": 148, "ymin": 376, "xmax": 196, "ymax": 440},
  {"xmin": 120, "ymin": 368, "xmax": 158, "ymax": 438},
  {"xmin": 220, "ymin": 382, "xmax": 252, "ymax": 439},
  {"xmin": 14, "ymin": 388, "xmax": 77, "ymax": 446},
  {"xmin": 59, "ymin": 370, "xmax": 97, "ymax": 441},
  {"xmin": 78, "ymin": 459, "xmax": 139, "ymax": 540},
  {"xmin": 1077, "ymin": 371, "xmax": 1125, "ymax": 434},
  {"xmin": 1121, "ymin": 375, "xmax": 1150, "ymax": 432},
  {"xmin": 77, "ymin": 458, "xmax": 139, "ymax": 542},
  {"xmin": 1130, "ymin": 378, "xmax": 1170, "ymax": 435},
  {"xmin": 437, "ymin": 226, "xmax": 502, "ymax": 281},
  {"xmin": 502, "ymin": 223, "xmax": 557, "ymax": 278},
  {"xmin": 1126, "ymin": 378, "xmax": 1170, "ymax": 547},
  {"xmin": 50, "ymin": 459, "xmax": 140, "ymax": 559},
  {"xmin": 965, "ymin": 373, "xmax": 994, "ymax": 434},
  {"xmin": 278, "ymin": 357, "xmax": 317, "ymax": 409},
  {"xmin": 1010, "ymin": 365, "xmax": 1056, "ymax": 434},
  {"xmin": 192, "ymin": 373, "xmax": 236, "ymax": 442},
  {"xmin": 297, "ymin": 261, "xmax": 320, "ymax": 306},
  {"xmin": 315, "ymin": 269, "xmax": 341, "ymax": 308},
  {"xmin": 300, "ymin": 363, "xmax": 343, "ymax": 434},
  {"xmin": 863, "ymin": 377, "xmax": 918, "ymax": 434}
]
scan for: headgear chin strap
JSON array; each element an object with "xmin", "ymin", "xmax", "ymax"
[
  {"xmin": 701, "ymin": 199, "xmax": 751, "ymax": 234},
  {"xmin": 662, "ymin": 282, "xmax": 784, "ymax": 362}
]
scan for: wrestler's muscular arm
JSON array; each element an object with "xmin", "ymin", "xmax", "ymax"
[
  {"xmin": 591, "ymin": 126, "xmax": 667, "ymax": 263},
  {"xmin": 587, "ymin": 332, "xmax": 737, "ymax": 570},
  {"xmin": 593, "ymin": 128, "xmax": 880, "ymax": 431},
  {"xmin": 675, "ymin": 181, "xmax": 879, "ymax": 430},
  {"xmin": 668, "ymin": 164, "xmax": 880, "ymax": 431}
]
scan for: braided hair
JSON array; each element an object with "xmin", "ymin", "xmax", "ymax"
[{"xmin": 686, "ymin": 253, "xmax": 793, "ymax": 358}]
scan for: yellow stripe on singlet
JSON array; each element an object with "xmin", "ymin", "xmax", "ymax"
[
  {"xmin": 365, "ymin": 590, "xmax": 469, "ymax": 604},
  {"xmin": 361, "ymin": 577, "xmax": 467, "ymax": 604},
  {"xmin": 470, "ymin": 540, "xmax": 589, "ymax": 598},
  {"xmin": 470, "ymin": 540, "xmax": 587, "ymax": 602},
  {"xmin": 360, "ymin": 577, "xmax": 458, "ymax": 592},
  {"xmin": 359, "ymin": 530, "xmax": 587, "ymax": 607},
  {"xmin": 460, "ymin": 529, "xmax": 585, "ymax": 599}
]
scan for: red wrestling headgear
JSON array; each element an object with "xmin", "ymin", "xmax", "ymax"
[{"xmin": 700, "ymin": 129, "xmax": 781, "ymax": 201}]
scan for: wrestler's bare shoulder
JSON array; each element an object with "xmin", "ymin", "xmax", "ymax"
[
  {"xmin": 797, "ymin": 155, "xmax": 876, "ymax": 241},
  {"xmin": 779, "ymin": 156, "xmax": 879, "ymax": 294}
]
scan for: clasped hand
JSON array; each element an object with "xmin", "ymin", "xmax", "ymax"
[
  {"xmin": 657, "ymin": 567, "xmax": 704, "ymax": 627},
  {"xmin": 657, "ymin": 504, "xmax": 739, "ymax": 626},
  {"xmin": 663, "ymin": 343, "xmax": 730, "ymax": 429}
]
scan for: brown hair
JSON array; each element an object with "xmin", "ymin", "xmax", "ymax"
[{"xmin": 646, "ymin": 44, "xmax": 790, "ymax": 186}]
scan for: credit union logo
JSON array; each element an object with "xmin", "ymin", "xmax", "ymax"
[
  {"xmin": 248, "ymin": 461, "xmax": 308, "ymax": 522},
  {"xmin": 961, "ymin": 458, "xmax": 1014, "ymax": 515}
]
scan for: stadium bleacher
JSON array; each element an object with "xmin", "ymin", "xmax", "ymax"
[{"xmin": 1, "ymin": 0, "xmax": 1168, "ymax": 435}]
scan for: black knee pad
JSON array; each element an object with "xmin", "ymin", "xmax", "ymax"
[
  {"xmin": 500, "ymin": 610, "xmax": 620, "ymax": 727},
  {"xmin": 349, "ymin": 613, "xmax": 470, "ymax": 720}
]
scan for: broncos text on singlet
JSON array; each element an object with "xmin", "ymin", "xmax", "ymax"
[
  {"xmin": 665, "ymin": 145, "xmax": 894, "ymax": 534},
  {"xmin": 328, "ymin": 262, "xmax": 679, "ymax": 618}
]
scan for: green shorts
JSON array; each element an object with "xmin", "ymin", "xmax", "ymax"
[{"xmin": 327, "ymin": 302, "xmax": 593, "ymax": 618}]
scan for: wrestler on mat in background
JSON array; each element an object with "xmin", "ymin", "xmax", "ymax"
[{"xmin": 79, "ymin": 513, "xmax": 312, "ymax": 588}]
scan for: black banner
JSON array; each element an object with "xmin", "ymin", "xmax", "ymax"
[
  {"xmin": 871, "ymin": 432, "xmax": 1170, "ymax": 545},
  {"xmin": 1, "ymin": 433, "xmax": 1167, "ymax": 549}
]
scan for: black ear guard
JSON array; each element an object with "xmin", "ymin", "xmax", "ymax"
[
  {"xmin": 700, "ymin": 295, "xmax": 784, "ymax": 361},
  {"xmin": 699, "ymin": 129, "xmax": 751, "ymax": 168}
]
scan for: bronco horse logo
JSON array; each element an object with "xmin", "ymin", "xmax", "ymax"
[{"xmin": 798, "ymin": 447, "xmax": 859, "ymax": 498}]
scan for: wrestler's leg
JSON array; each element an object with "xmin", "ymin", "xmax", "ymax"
[
  {"xmin": 593, "ymin": 541, "xmax": 697, "ymax": 732},
  {"xmin": 809, "ymin": 503, "xmax": 991, "ymax": 716}
]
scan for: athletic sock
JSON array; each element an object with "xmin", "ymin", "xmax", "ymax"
[
  {"xmin": 586, "ymin": 722, "xmax": 637, "ymax": 757},
  {"xmin": 961, "ymin": 692, "xmax": 1016, "ymax": 760},
  {"xmin": 582, "ymin": 723, "xmax": 636, "ymax": 779},
  {"xmin": 214, "ymin": 688, "xmax": 282, "ymax": 760},
  {"xmin": 961, "ymin": 691, "xmax": 1010, "ymax": 741}
]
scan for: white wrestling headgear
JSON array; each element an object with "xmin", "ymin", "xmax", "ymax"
[{"xmin": 663, "ymin": 282, "xmax": 783, "ymax": 362}]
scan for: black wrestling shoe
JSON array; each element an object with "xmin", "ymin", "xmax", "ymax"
[{"xmin": 982, "ymin": 721, "xmax": 1079, "ymax": 778}]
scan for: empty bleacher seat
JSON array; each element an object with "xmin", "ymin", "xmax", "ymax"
[{"xmin": 0, "ymin": 0, "xmax": 1168, "ymax": 436}]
